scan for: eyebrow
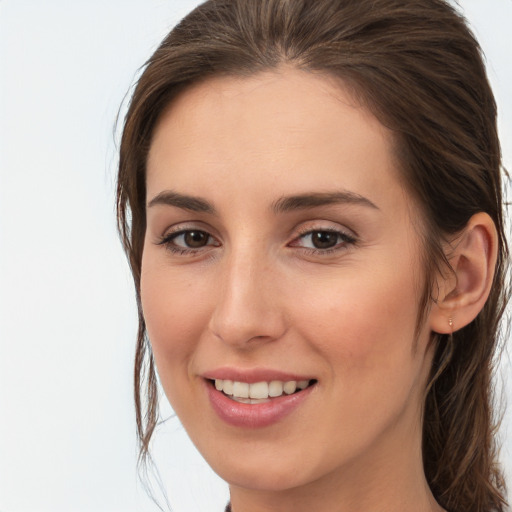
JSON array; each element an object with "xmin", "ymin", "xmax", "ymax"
[
  {"xmin": 147, "ymin": 189, "xmax": 379, "ymax": 215},
  {"xmin": 271, "ymin": 191, "xmax": 379, "ymax": 214},
  {"xmin": 147, "ymin": 190, "xmax": 216, "ymax": 214}
]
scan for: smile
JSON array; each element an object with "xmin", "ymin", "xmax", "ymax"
[
  {"xmin": 204, "ymin": 375, "xmax": 317, "ymax": 428},
  {"xmin": 214, "ymin": 379, "xmax": 311, "ymax": 403}
]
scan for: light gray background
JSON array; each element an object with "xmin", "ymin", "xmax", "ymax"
[{"xmin": 0, "ymin": 1, "xmax": 510, "ymax": 511}]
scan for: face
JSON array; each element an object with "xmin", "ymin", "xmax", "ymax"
[{"xmin": 141, "ymin": 68, "xmax": 435, "ymax": 494}]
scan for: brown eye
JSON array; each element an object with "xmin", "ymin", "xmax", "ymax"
[
  {"xmin": 159, "ymin": 229, "xmax": 219, "ymax": 253},
  {"xmin": 183, "ymin": 230, "xmax": 209, "ymax": 248},
  {"xmin": 311, "ymin": 231, "xmax": 339, "ymax": 249},
  {"xmin": 290, "ymin": 228, "xmax": 357, "ymax": 253}
]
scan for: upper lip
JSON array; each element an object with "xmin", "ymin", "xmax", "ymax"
[{"xmin": 202, "ymin": 367, "xmax": 315, "ymax": 383}]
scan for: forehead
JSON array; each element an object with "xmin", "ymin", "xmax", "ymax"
[
  {"xmin": 146, "ymin": 68, "xmax": 409, "ymax": 219},
  {"xmin": 150, "ymin": 68, "xmax": 390, "ymax": 160}
]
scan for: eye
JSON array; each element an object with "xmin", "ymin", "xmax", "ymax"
[
  {"xmin": 305, "ymin": 231, "xmax": 340, "ymax": 249},
  {"xmin": 290, "ymin": 229, "xmax": 356, "ymax": 252},
  {"xmin": 174, "ymin": 230, "xmax": 210, "ymax": 248},
  {"xmin": 158, "ymin": 229, "xmax": 220, "ymax": 254}
]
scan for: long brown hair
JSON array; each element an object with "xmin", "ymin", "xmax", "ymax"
[{"xmin": 116, "ymin": 1, "xmax": 509, "ymax": 510}]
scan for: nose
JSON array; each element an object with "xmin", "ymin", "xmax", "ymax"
[{"xmin": 208, "ymin": 249, "xmax": 287, "ymax": 349}]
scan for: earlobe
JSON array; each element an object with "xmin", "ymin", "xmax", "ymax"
[{"xmin": 429, "ymin": 212, "xmax": 498, "ymax": 334}]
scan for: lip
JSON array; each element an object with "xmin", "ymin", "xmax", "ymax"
[
  {"xmin": 202, "ymin": 369, "xmax": 317, "ymax": 428},
  {"xmin": 202, "ymin": 367, "xmax": 314, "ymax": 384}
]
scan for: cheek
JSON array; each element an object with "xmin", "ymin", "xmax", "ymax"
[
  {"xmin": 295, "ymin": 260, "xmax": 424, "ymax": 393},
  {"xmin": 291, "ymin": 273, "xmax": 427, "ymax": 457},
  {"xmin": 140, "ymin": 254, "xmax": 211, "ymax": 382}
]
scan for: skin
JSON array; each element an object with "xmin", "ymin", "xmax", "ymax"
[{"xmin": 140, "ymin": 68, "xmax": 454, "ymax": 512}]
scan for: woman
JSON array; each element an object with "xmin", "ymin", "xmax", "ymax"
[{"xmin": 116, "ymin": 0, "xmax": 509, "ymax": 511}]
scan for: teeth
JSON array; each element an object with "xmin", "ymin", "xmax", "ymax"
[
  {"xmin": 283, "ymin": 381, "xmax": 297, "ymax": 394},
  {"xmin": 269, "ymin": 380, "xmax": 283, "ymax": 397},
  {"xmin": 249, "ymin": 381, "xmax": 269, "ymax": 399},
  {"xmin": 231, "ymin": 396, "xmax": 270, "ymax": 404},
  {"xmin": 233, "ymin": 381, "xmax": 249, "ymax": 398},
  {"xmin": 223, "ymin": 380, "xmax": 233, "ymax": 396},
  {"xmin": 214, "ymin": 379, "xmax": 311, "ymax": 400}
]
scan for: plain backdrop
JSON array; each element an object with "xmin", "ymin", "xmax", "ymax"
[{"xmin": 0, "ymin": 1, "xmax": 511, "ymax": 511}]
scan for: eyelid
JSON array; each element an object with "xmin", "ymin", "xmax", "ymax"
[
  {"xmin": 157, "ymin": 221, "xmax": 219, "ymax": 240},
  {"xmin": 292, "ymin": 220, "xmax": 357, "ymax": 240},
  {"xmin": 154, "ymin": 221, "xmax": 357, "ymax": 256},
  {"xmin": 156, "ymin": 222, "xmax": 221, "ymax": 255},
  {"xmin": 288, "ymin": 222, "xmax": 358, "ymax": 253},
  {"xmin": 290, "ymin": 229, "xmax": 356, "ymax": 246},
  {"xmin": 159, "ymin": 229, "xmax": 218, "ymax": 245}
]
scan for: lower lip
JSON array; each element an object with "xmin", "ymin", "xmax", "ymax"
[{"xmin": 205, "ymin": 380, "xmax": 315, "ymax": 428}]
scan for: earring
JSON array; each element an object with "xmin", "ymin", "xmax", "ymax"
[{"xmin": 448, "ymin": 317, "xmax": 453, "ymax": 330}]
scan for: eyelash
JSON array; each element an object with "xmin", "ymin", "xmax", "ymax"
[
  {"xmin": 157, "ymin": 227, "xmax": 357, "ymax": 256},
  {"xmin": 291, "ymin": 227, "xmax": 357, "ymax": 255},
  {"xmin": 157, "ymin": 229, "xmax": 219, "ymax": 255}
]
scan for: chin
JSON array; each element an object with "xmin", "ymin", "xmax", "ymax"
[
  {"xmin": 197, "ymin": 437, "xmax": 341, "ymax": 494},
  {"xmin": 214, "ymin": 460, "xmax": 312, "ymax": 492}
]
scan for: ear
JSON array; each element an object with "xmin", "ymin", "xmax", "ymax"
[{"xmin": 429, "ymin": 212, "xmax": 498, "ymax": 334}]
